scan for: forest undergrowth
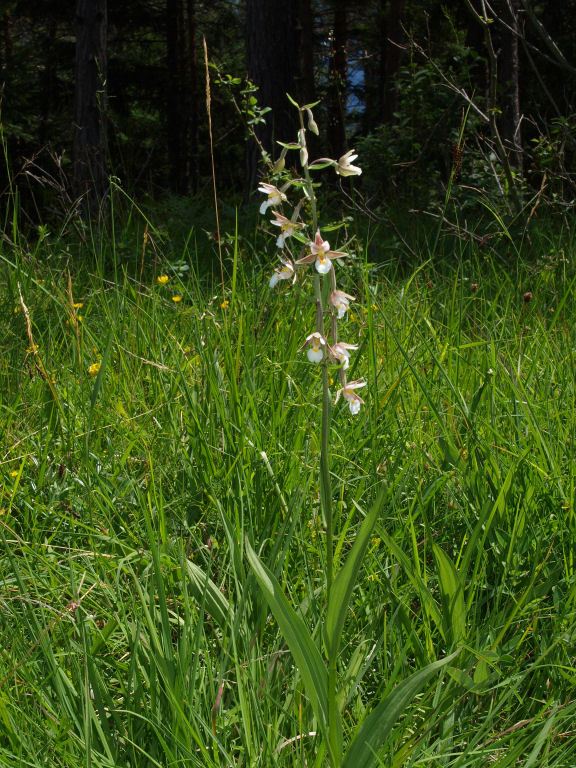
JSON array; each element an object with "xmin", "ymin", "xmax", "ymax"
[{"xmin": 1, "ymin": 203, "xmax": 576, "ymax": 767}]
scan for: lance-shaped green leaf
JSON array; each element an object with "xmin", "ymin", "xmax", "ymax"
[
  {"xmin": 245, "ymin": 539, "xmax": 329, "ymax": 732},
  {"xmin": 186, "ymin": 560, "xmax": 233, "ymax": 631},
  {"xmin": 325, "ymin": 491, "xmax": 385, "ymax": 660},
  {"xmin": 342, "ymin": 650, "xmax": 460, "ymax": 768}
]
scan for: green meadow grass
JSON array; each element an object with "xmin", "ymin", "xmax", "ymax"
[{"xmin": 1, "ymin": 217, "xmax": 575, "ymax": 767}]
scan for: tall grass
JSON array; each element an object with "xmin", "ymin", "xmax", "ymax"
[{"xmin": 1, "ymin": 211, "xmax": 575, "ymax": 767}]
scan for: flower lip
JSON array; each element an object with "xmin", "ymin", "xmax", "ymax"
[{"xmin": 298, "ymin": 331, "xmax": 326, "ymax": 363}]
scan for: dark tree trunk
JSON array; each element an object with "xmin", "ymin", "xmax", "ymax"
[
  {"xmin": 327, "ymin": 0, "xmax": 347, "ymax": 161},
  {"xmin": 166, "ymin": 0, "xmax": 187, "ymax": 194},
  {"xmin": 73, "ymin": 0, "xmax": 107, "ymax": 219},
  {"xmin": 498, "ymin": 0, "xmax": 522, "ymax": 171},
  {"xmin": 39, "ymin": 18, "xmax": 58, "ymax": 146},
  {"xmin": 381, "ymin": 0, "xmax": 404, "ymax": 124},
  {"xmin": 246, "ymin": 0, "xmax": 298, "ymax": 191},
  {"xmin": 297, "ymin": 0, "xmax": 316, "ymax": 106},
  {"xmin": 186, "ymin": 0, "xmax": 198, "ymax": 193}
]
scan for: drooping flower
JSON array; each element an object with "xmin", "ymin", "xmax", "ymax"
[
  {"xmin": 336, "ymin": 150, "xmax": 362, "ymax": 177},
  {"xmin": 330, "ymin": 342, "xmax": 359, "ymax": 371},
  {"xmin": 299, "ymin": 332, "xmax": 326, "ymax": 363},
  {"xmin": 328, "ymin": 290, "xmax": 355, "ymax": 319},
  {"xmin": 270, "ymin": 212, "xmax": 303, "ymax": 248},
  {"xmin": 269, "ymin": 257, "xmax": 296, "ymax": 288},
  {"xmin": 258, "ymin": 183, "xmax": 287, "ymax": 214},
  {"xmin": 335, "ymin": 378, "xmax": 367, "ymax": 415},
  {"xmin": 296, "ymin": 230, "xmax": 347, "ymax": 275}
]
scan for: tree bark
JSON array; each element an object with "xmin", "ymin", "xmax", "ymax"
[
  {"xmin": 246, "ymin": 0, "xmax": 298, "ymax": 190},
  {"xmin": 381, "ymin": 0, "xmax": 404, "ymax": 124},
  {"xmin": 498, "ymin": 0, "xmax": 522, "ymax": 172},
  {"xmin": 73, "ymin": 0, "xmax": 108, "ymax": 219},
  {"xmin": 327, "ymin": 0, "xmax": 347, "ymax": 161}
]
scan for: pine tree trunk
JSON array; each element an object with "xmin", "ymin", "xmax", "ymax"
[
  {"xmin": 499, "ymin": 0, "xmax": 522, "ymax": 172},
  {"xmin": 246, "ymin": 0, "xmax": 298, "ymax": 191},
  {"xmin": 327, "ymin": 0, "xmax": 347, "ymax": 160},
  {"xmin": 73, "ymin": 0, "xmax": 108, "ymax": 219}
]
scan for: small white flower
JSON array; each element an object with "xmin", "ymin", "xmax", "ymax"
[
  {"xmin": 258, "ymin": 183, "xmax": 287, "ymax": 215},
  {"xmin": 269, "ymin": 257, "xmax": 296, "ymax": 288},
  {"xmin": 330, "ymin": 342, "xmax": 358, "ymax": 370},
  {"xmin": 335, "ymin": 379, "xmax": 367, "ymax": 414},
  {"xmin": 298, "ymin": 332, "xmax": 326, "ymax": 363},
  {"xmin": 296, "ymin": 230, "xmax": 346, "ymax": 275},
  {"xmin": 336, "ymin": 150, "xmax": 362, "ymax": 177},
  {"xmin": 270, "ymin": 211, "xmax": 303, "ymax": 248},
  {"xmin": 328, "ymin": 290, "xmax": 355, "ymax": 319}
]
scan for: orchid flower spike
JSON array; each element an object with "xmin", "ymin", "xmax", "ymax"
[
  {"xmin": 328, "ymin": 290, "xmax": 356, "ymax": 319},
  {"xmin": 336, "ymin": 150, "xmax": 362, "ymax": 177},
  {"xmin": 269, "ymin": 256, "xmax": 296, "ymax": 288},
  {"xmin": 335, "ymin": 378, "xmax": 367, "ymax": 415},
  {"xmin": 298, "ymin": 332, "xmax": 326, "ymax": 363},
  {"xmin": 258, "ymin": 182, "xmax": 287, "ymax": 214},
  {"xmin": 270, "ymin": 211, "xmax": 303, "ymax": 248},
  {"xmin": 330, "ymin": 342, "xmax": 359, "ymax": 371},
  {"xmin": 296, "ymin": 230, "xmax": 347, "ymax": 275}
]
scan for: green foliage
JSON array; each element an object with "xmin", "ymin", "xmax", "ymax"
[{"xmin": 1, "ymin": 209, "xmax": 576, "ymax": 766}]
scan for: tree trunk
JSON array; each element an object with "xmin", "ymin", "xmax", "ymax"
[
  {"xmin": 166, "ymin": 0, "xmax": 187, "ymax": 194},
  {"xmin": 498, "ymin": 0, "xmax": 522, "ymax": 172},
  {"xmin": 297, "ymin": 0, "xmax": 316, "ymax": 106},
  {"xmin": 327, "ymin": 0, "xmax": 347, "ymax": 161},
  {"xmin": 73, "ymin": 0, "xmax": 108, "ymax": 219},
  {"xmin": 381, "ymin": 0, "xmax": 404, "ymax": 124},
  {"xmin": 246, "ymin": 0, "xmax": 298, "ymax": 191}
]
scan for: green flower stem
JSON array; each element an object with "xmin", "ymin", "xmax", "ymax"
[{"xmin": 301, "ymin": 107, "xmax": 339, "ymax": 766}]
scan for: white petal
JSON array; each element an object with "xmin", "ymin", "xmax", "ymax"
[
  {"xmin": 260, "ymin": 201, "xmax": 269, "ymax": 215},
  {"xmin": 315, "ymin": 259, "xmax": 331, "ymax": 275},
  {"xmin": 269, "ymin": 273, "xmax": 279, "ymax": 288},
  {"xmin": 276, "ymin": 235, "xmax": 285, "ymax": 248}
]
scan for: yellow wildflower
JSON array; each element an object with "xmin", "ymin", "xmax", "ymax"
[
  {"xmin": 221, "ymin": 300, "xmax": 229, "ymax": 309},
  {"xmin": 88, "ymin": 362, "xmax": 101, "ymax": 376},
  {"xmin": 172, "ymin": 296, "xmax": 182, "ymax": 303},
  {"xmin": 157, "ymin": 275, "xmax": 169, "ymax": 284},
  {"xmin": 73, "ymin": 302, "xmax": 84, "ymax": 309},
  {"xmin": 10, "ymin": 471, "xmax": 18, "ymax": 477}
]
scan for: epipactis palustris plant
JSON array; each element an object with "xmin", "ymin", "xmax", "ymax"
[
  {"xmin": 246, "ymin": 95, "xmax": 459, "ymax": 768},
  {"xmin": 257, "ymin": 95, "xmax": 366, "ymax": 763}
]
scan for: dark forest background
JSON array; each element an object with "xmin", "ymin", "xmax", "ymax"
[{"xmin": 2, "ymin": 0, "xmax": 576, "ymax": 229}]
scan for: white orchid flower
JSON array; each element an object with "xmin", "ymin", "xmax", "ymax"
[
  {"xmin": 298, "ymin": 332, "xmax": 326, "ymax": 363},
  {"xmin": 269, "ymin": 257, "xmax": 296, "ymax": 288},
  {"xmin": 336, "ymin": 150, "xmax": 362, "ymax": 177},
  {"xmin": 296, "ymin": 230, "xmax": 347, "ymax": 275},
  {"xmin": 335, "ymin": 378, "xmax": 367, "ymax": 415},
  {"xmin": 270, "ymin": 211, "xmax": 303, "ymax": 248},
  {"xmin": 330, "ymin": 342, "xmax": 358, "ymax": 370},
  {"xmin": 328, "ymin": 290, "xmax": 355, "ymax": 319},
  {"xmin": 258, "ymin": 182, "xmax": 287, "ymax": 214}
]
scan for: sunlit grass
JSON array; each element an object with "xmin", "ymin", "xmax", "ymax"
[{"xmin": 1, "ymin": 219, "xmax": 575, "ymax": 767}]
